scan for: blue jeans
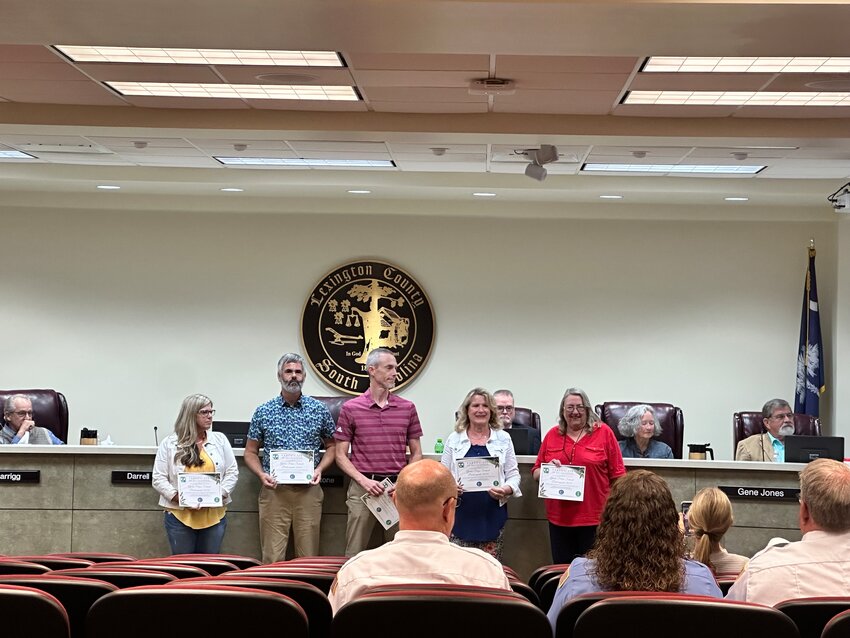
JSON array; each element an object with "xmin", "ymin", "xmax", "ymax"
[{"xmin": 164, "ymin": 511, "xmax": 227, "ymax": 554}]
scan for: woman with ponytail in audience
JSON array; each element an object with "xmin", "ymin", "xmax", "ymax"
[{"xmin": 688, "ymin": 487, "xmax": 749, "ymax": 578}]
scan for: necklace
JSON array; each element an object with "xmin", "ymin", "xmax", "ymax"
[{"xmin": 468, "ymin": 427, "xmax": 490, "ymax": 445}]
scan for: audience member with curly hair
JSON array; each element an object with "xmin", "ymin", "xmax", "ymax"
[
  {"xmin": 547, "ymin": 470, "xmax": 722, "ymax": 632},
  {"xmin": 688, "ymin": 487, "xmax": 749, "ymax": 578}
]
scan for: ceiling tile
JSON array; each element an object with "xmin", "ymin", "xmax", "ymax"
[
  {"xmin": 361, "ymin": 87, "xmax": 485, "ymax": 102},
  {"xmin": 216, "ymin": 66, "xmax": 355, "ymax": 85},
  {"xmin": 0, "ymin": 80, "xmax": 127, "ymax": 105},
  {"xmin": 613, "ymin": 104, "xmax": 739, "ymax": 117},
  {"xmin": 496, "ymin": 56, "xmax": 639, "ymax": 74},
  {"xmin": 628, "ymin": 72, "xmax": 773, "ymax": 91},
  {"xmin": 78, "ymin": 63, "xmax": 222, "ymax": 83},
  {"xmin": 0, "ymin": 62, "xmax": 89, "ymax": 81},
  {"xmin": 369, "ymin": 101, "xmax": 488, "ymax": 113},
  {"xmin": 761, "ymin": 73, "xmax": 850, "ymax": 92},
  {"xmin": 514, "ymin": 72, "xmax": 630, "ymax": 91},
  {"xmin": 345, "ymin": 53, "xmax": 489, "ymax": 72},
  {"xmin": 353, "ymin": 70, "xmax": 477, "ymax": 88},
  {"xmin": 493, "ymin": 89, "xmax": 620, "ymax": 114},
  {"xmin": 0, "ymin": 45, "xmax": 64, "ymax": 63}
]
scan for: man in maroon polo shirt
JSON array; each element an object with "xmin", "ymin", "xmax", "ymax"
[{"xmin": 334, "ymin": 347, "xmax": 424, "ymax": 556}]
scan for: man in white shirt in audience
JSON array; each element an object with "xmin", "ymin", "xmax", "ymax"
[
  {"xmin": 735, "ymin": 398, "xmax": 795, "ymax": 462},
  {"xmin": 0, "ymin": 395, "xmax": 63, "ymax": 445},
  {"xmin": 328, "ymin": 459, "xmax": 511, "ymax": 613},
  {"xmin": 726, "ymin": 458, "xmax": 850, "ymax": 605}
]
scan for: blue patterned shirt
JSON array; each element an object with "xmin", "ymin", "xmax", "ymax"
[{"xmin": 248, "ymin": 394, "xmax": 335, "ymax": 473}]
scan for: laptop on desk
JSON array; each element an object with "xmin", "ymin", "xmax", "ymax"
[
  {"xmin": 785, "ymin": 435, "xmax": 844, "ymax": 463},
  {"xmin": 214, "ymin": 421, "xmax": 250, "ymax": 448}
]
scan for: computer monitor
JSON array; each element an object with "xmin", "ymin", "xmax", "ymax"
[
  {"xmin": 506, "ymin": 427, "xmax": 531, "ymax": 455},
  {"xmin": 785, "ymin": 435, "xmax": 844, "ymax": 463},
  {"xmin": 214, "ymin": 421, "xmax": 250, "ymax": 448}
]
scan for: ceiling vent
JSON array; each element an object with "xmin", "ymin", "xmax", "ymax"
[{"xmin": 468, "ymin": 78, "xmax": 515, "ymax": 96}]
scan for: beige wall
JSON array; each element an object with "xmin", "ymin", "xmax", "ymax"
[{"xmin": 1, "ymin": 205, "xmax": 839, "ymax": 459}]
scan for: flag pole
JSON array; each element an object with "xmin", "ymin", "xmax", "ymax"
[{"xmin": 804, "ymin": 240, "xmax": 814, "ymax": 379}]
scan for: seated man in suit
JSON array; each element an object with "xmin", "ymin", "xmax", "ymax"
[
  {"xmin": 328, "ymin": 459, "xmax": 511, "ymax": 613},
  {"xmin": 734, "ymin": 398, "xmax": 794, "ymax": 462},
  {"xmin": 494, "ymin": 389, "xmax": 541, "ymax": 455},
  {"xmin": 0, "ymin": 395, "xmax": 64, "ymax": 445}
]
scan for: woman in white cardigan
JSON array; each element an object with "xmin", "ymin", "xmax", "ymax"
[
  {"xmin": 440, "ymin": 387, "xmax": 521, "ymax": 561},
  {"xmin": 152, "ymin": 394, "xmax": 238, "ymax": 554}
]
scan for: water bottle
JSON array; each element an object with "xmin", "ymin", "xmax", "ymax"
[{"xmin": 434, "ymin": 438, "xmax": 444, "ymax": 454}]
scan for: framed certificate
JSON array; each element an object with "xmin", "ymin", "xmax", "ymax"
[
  {"xmin": 456, "ymin": 456, "xmax": 501, "ymax": 493},
  {"xmin": 537, "ymin": 464, "xmax": 586, "ymax": 501},
  {"xmin": 269, "ymin": 449, "xmax": 315, "ymax": 484},
  {"xmin": 177, "ymin": 472, "xmax": 223, "ymax": 508},
  {"xmin": 360, "ymin": 477, "xmax": 399, "ymax": 530}
]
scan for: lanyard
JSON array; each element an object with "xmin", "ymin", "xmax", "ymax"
[{"xmin": 565, "ymin": 428, "xmax": 586, "ymax": 465}]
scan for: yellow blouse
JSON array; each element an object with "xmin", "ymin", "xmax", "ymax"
[{"xmin": 168, "ymin": 447, "xmax": 226, "ymax": 530}]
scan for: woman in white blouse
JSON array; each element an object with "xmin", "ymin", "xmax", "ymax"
[{"xmin": 152, "ymin": 394, "xmax": 238, "ymax": 554}]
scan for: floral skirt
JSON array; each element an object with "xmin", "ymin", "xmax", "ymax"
[{"xmin": 450, "ymin": 528, "xmax": 505, "ymax": 562}]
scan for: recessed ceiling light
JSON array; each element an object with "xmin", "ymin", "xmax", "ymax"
[
  {"xmin": 347, "ymin": 190, "xmax": 371, "ymax": 194},
  {"xmin": 472, "ymin": 192, "xmax": 496, "ymax": 197},
  {"xmin": 105, "ymin": 81, "xmax": 359, "ymax": 101},
  {"xmin": 96, "ymin": 185, "xmax": 121, "ymax": 190},
  {"xmin": 55, "ymin": 46, "xmax": 343, "ymax": 67},
  {"xmin": 625, "ymin": 90, "xmax": 850, "ymax": 106},
  {"xmin": 724, "ymin": 197, "xmax": 750, "ymax": 201},
  {"xmin": 220, "ymin": 188, "xmax": 244, "ymax": 192},
  {"xmin": 0, "ymin": 150, "xmax": 36, "ymax": 159},
  {"xmin": 599, "ymin": 195, "xmax": 624, "ymax": 199},
  {"xmin": 215, "ymin": 157, "xmax": 394, "ymax": 167},
  {"xmin": 582, "ymin": 163, "xmax": 765, "ymax": 175},
  {"xmin": 643, "ymin": 56, "xmax": 850, "ymax": 73}
]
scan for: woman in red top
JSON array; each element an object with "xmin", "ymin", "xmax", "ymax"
[{"xmin": 532, "ymin": 387, "xmax": 625, "ymax": 564}]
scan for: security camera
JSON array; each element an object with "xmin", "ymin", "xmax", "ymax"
[{"xmin": 525, "ymin": 162, "xmax": 548, "ymax": 181}]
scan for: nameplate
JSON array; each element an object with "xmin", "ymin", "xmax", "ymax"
[
  {"xmin": 719, "ymin": 485, "xmax": 800, "ymax": 501},
  {"xmin": 0, "ymin": 470, "xmax": 40, "ymax": 483},
  {"xmin": 320, "ymin": 474, "xmax": 344, "ymax": 488},
  {"xmin": 111, "ymin": 470, "xmax": 152, "ymax": 484}
]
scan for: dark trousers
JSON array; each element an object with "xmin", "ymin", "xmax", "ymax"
[{"xmin": 548, "ymin": 522, "xmax": 597, "ymax": 564}]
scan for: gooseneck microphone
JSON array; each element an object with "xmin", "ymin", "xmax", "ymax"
[{"xmin": 154, "ymin": 425, "xmax": 159, "ymax": 446}]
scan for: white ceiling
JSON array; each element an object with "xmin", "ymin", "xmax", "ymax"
[{"xmin": 1, "ymin": 0, "xmax": 850, "ymax": 218}]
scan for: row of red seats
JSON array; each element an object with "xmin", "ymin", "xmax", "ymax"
[{"xmin": 2, "ymin": 553, "xmax": 849, "ymax": 638}]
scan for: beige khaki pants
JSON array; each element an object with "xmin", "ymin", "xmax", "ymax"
[
  {"xmin": 258, "ymin": 483, "xmax": 324, "ymax": 563},
  {"xmin": 344, "ymin": 480, "xmax": 398, "ymax": 557}
]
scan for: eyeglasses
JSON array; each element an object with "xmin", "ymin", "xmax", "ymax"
[
  {"xmin": 770, "ymin": 412, "xmax": 794, "ymax": 420},
  {"xmin": 198, "ymin": 409, "xmax": 216, "ymax": 416},
  {"xmin": 496, "ymin": 406, "xmax": 515, "ymax": 413},
  {"xmin": 12, "ymin": 410, "xmax": 33, "ymax": 417},
  {"xmin": 442, "ymin": 495, "xmax": 461, "ymax": 509},
  {"xmin": 564, "ymin": 406, "xmax": 587, "ymax": 414}
]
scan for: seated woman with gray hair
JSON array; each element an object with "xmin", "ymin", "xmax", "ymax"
[{"xmin": 617, "ymin": 404, "xmax": 673, "ymax": 459}]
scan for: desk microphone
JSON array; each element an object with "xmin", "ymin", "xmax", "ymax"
[{"xmin": 154, "ymin": 425, "xmax": 159, "ymax": 446}]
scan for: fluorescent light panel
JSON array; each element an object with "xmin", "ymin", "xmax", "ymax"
[
  {"xmin": 215, "ymin": 157, "xmax": 395, "ymax": 167},
  {"xmin": 625, "ymin": 91, "xmax": 850, "ymax": 106},
  {"xmin": 0, "ymin": 150, "xmax": 36, "ymax": 159},
  {"xmin": 582, "ymin": 163, "xmax": 764, "ymax": 174},
  {"xmin": 56, "ymin": 46, "xmax": 343, "ymax": 67},
  {"xmin": 106, "ymin": 81, "xmax": 358, "ymax": 101},
  {"xmin": 644, "ymin": 56, "xmax": 850, "ymax": 73}
]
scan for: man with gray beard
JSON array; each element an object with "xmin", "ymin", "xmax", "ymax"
[
  {"xmin": 735, "ymin": 398, "xmax": 796, "ymax": 462},
  {"xmin": 245, "ymin": 353, "xmax": 337, "ymax": 562}
]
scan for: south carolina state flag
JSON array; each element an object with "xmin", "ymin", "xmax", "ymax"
[{"xmin": 795, "ymin": 245, "xmax": 825, "ymax": 416}]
